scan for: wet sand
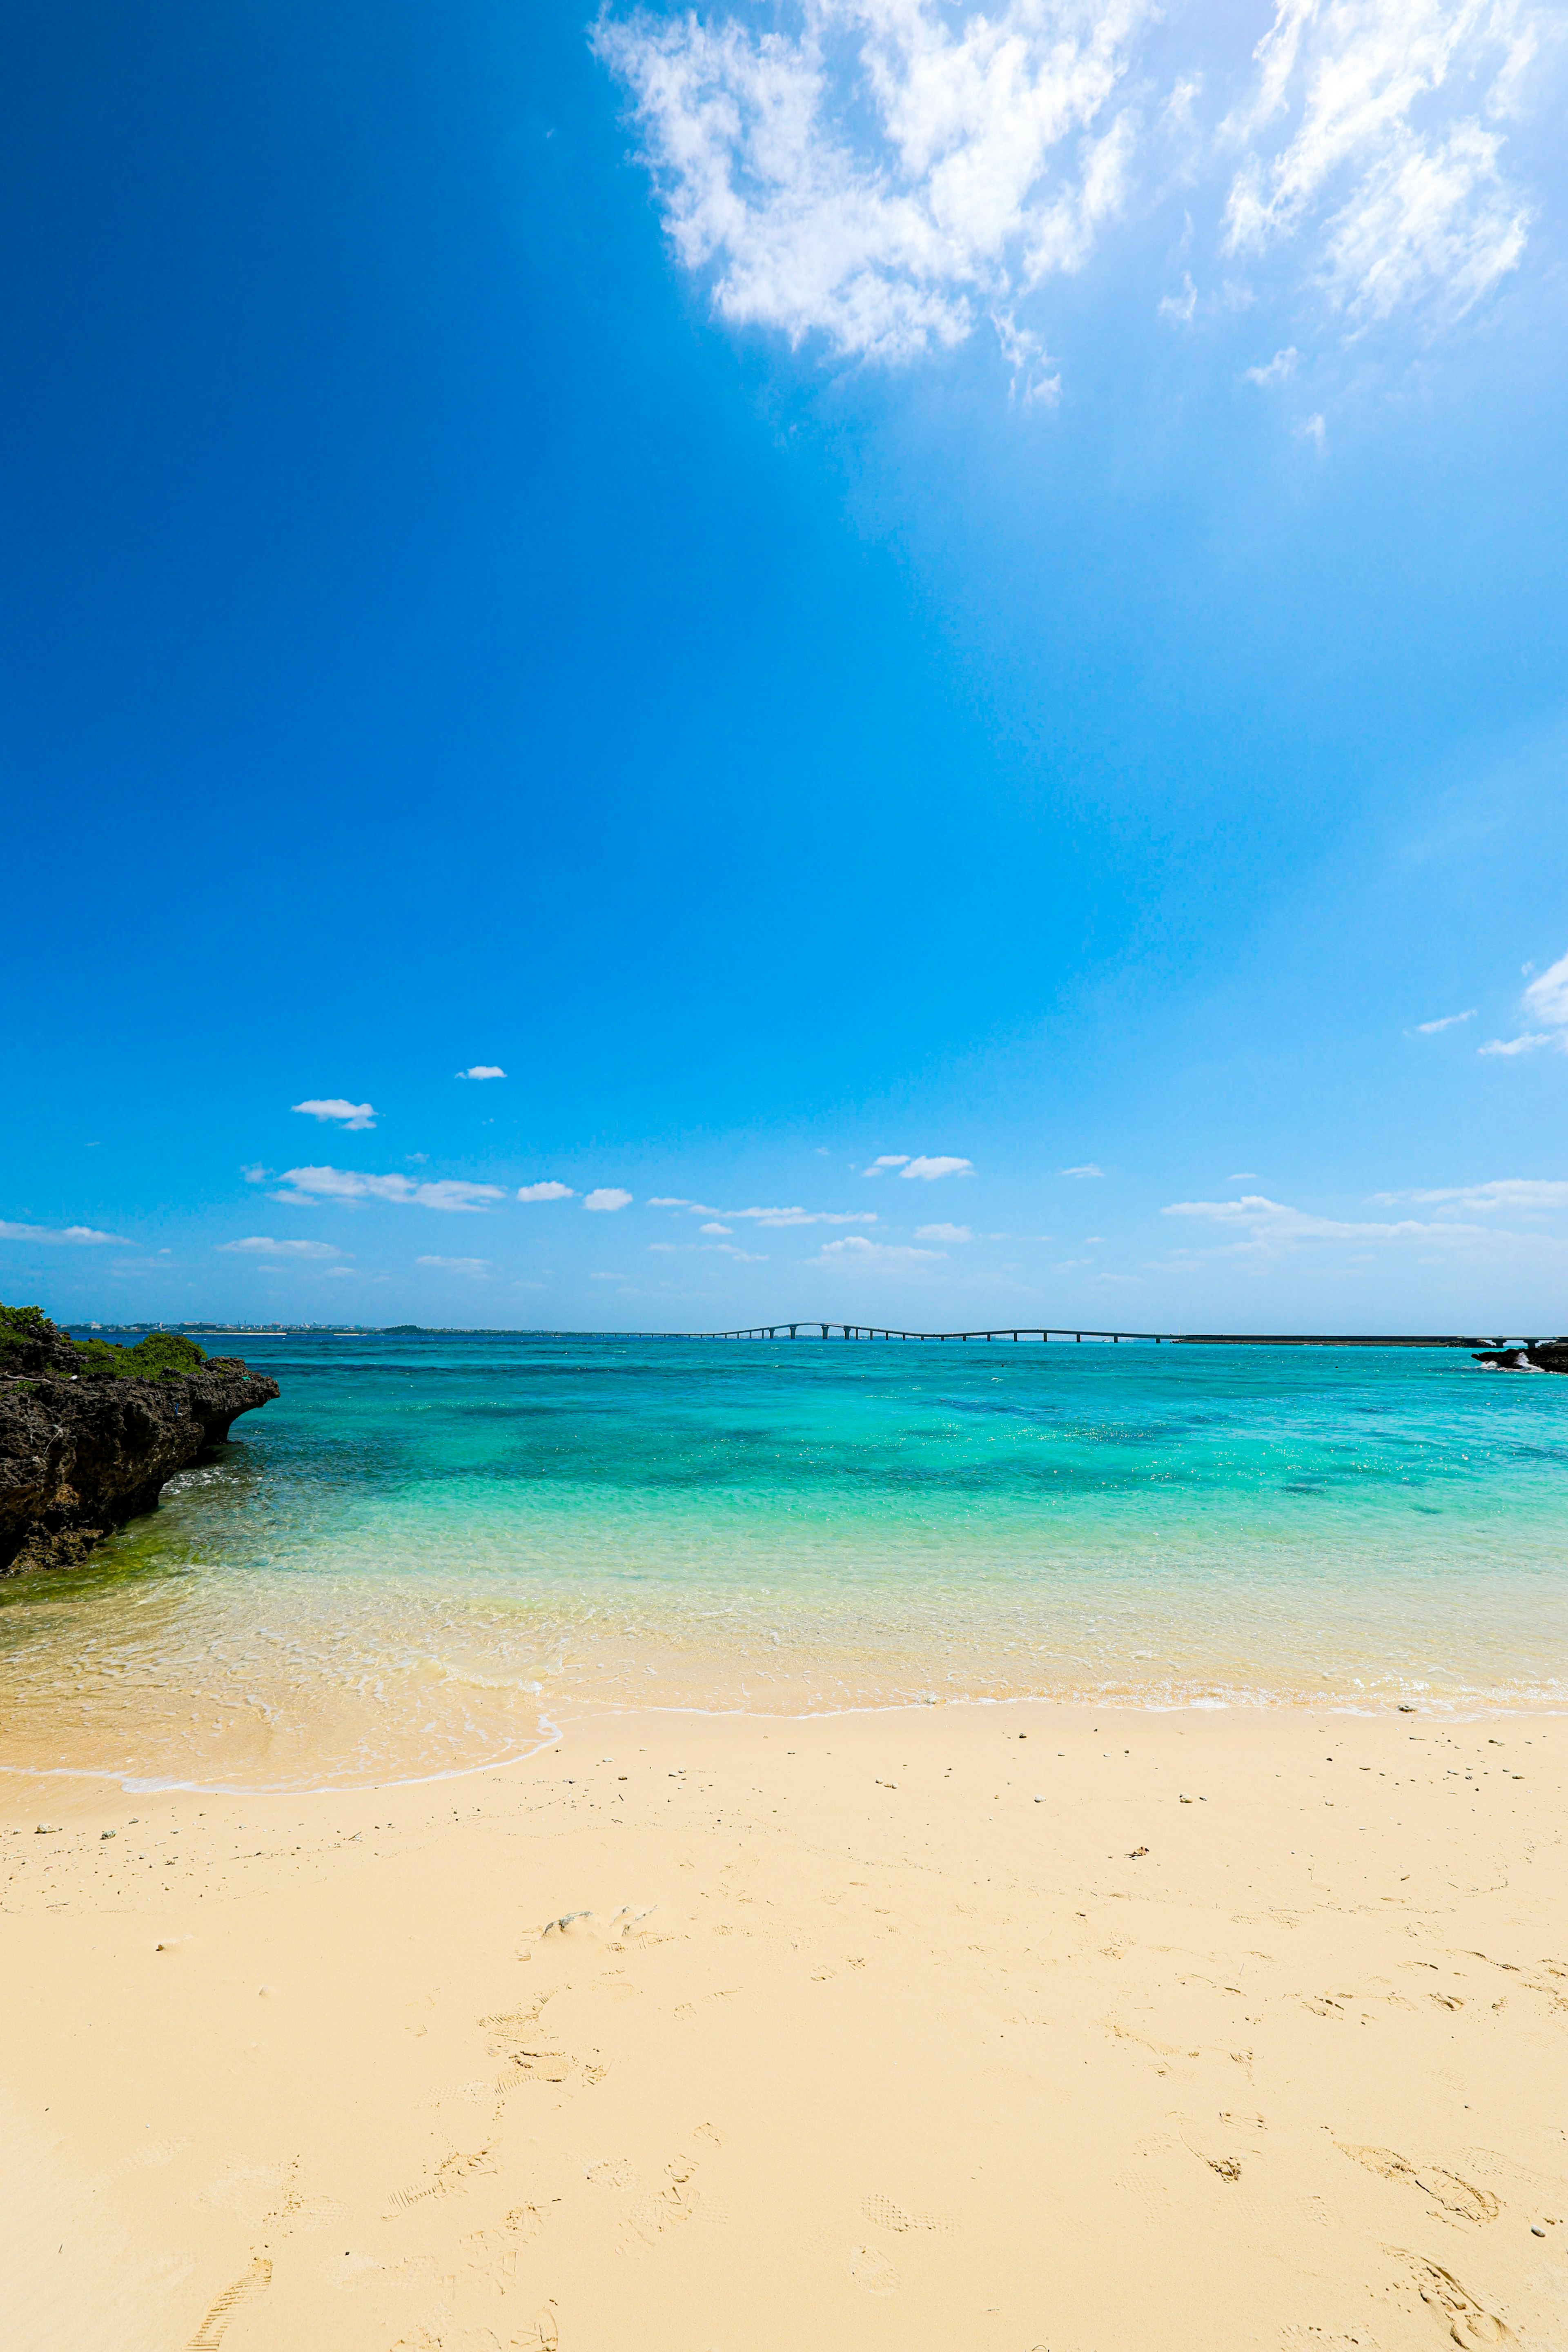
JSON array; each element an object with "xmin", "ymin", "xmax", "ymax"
[{"xmin": 4, "ymin": 1702, "xmax": 1566, "ymax": 2350}]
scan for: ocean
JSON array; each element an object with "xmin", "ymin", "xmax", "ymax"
[{"xmin": 2, "ymin": 1332, "xmax": 1564, "ymax": 1791}]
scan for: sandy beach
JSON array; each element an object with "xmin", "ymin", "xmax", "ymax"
[{"xmin": 4, "ymin": 1701, "xmax": 1566, "ymax": 2351}]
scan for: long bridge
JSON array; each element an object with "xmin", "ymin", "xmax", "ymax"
[{"xmin": 654, "ymin": 1324, "xmax": 1537, "ymax": 1347}]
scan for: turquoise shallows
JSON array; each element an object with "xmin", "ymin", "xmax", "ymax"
[{"xmin": 3, "ymin": 1335, "xmax": 1565, "ymax": 1790}]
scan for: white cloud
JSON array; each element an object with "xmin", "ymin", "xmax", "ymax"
[
  {"xmin": 1161, "ymin": 1190, "xmax": 1517, "ymax": 1248},
  {"xmin": 650, "ymin": 1238, "xmax": 768, "ymax": 1262},
  {"xmin": 596, "ymin": 0, "xmax": 1545, "ymax": 378},
  {"xmin": 1227, "ymin": 1171, "xmax": 1258, "ymax": 1179},
  {"xmin": 1478, "ymin": 1032, "xmax": 1557, "ymax": 1056},
  {"xmin": 1481, "ymin": 946, "xmax": 1568, "ymax": 1054},
  {"xmin": 292, "ymin": 1098, "xmax": 376, "ymax": 1130},
  {"xmin": 217, "ymin": 1236, "xmax": 341, "ymax": 1259},
  {"xmin": 1299, "ymin": 410, "xmax": 1327, "ymax": 449},
  {"xmin": 899, "ymin": 1156, "xmax": 973, "ymax": 1180},
  {"xmin": 724, "ymin": 1205, "xmax": 879, "ymax": 1227},
  {"xmin": 0, "ymin": 1221, "xmax": 127, "ymax": 1245},
  {"xmin": 416, "ymin": 1254, "xmax": 489, "ymax": 1271},
  {"xmin": 915, "ymin": 1221, "xmax": 972, "ymax": 1242},
  {"xmin": 1413, "ymin": 1007, "xmax": 1476, "ymax": 1033},
  {"xmin": 1245, "ymin": 343, "xmax": 1298, "ymax": 384},
  {"xmin": 699, "ymin": 1221, "xmax": 733, "ymax": 1234},
  {"xmin": 1368, "ymin": 1178, "xmax": 1568, "ymax": 1211},
  {"xmin": 1523, "ymin": 949, "xmax": 1568, "ymax": 1029},
  {"xmin": 272, "ymin": 1166, "xmax": 507, "ymax": 1212},
  {"xmin": 864, "ymin": 1155, "xmax": 910, "ymax": 1175},
  {"xmin": 1061, "ymin": 1163, "xmax": 1103, "ymax": 1178},
  {"xmin": 241, "ymin": 1163, "xmax": 269, "ymax": 1184},
  {"xmin": 814, "ymin": 1234, "xmax": 946, "ymax": 1271},
  {"xmin": 584, "ymin": 1187, "xmax": 634, "ymax": 1212},
  {"xmin": 517, "ymin": 1181, "xmax": 575, "ymax": 1202},
  {"xmin": 595, "ymin": 0, "xmax": 1148, "ymax": 368},
  {"xmin": 1222, "ymin": 0, "xmax": 1537, "ymax": 326},
  {"xmin": 457, "ymin": 1066, "xmax": 506, "ymax": 1080}
]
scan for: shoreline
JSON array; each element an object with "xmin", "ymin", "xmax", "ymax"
[
  {"xmin": 2, "ymin": 1678, "xmax": 1567, "ymax": 1801},
  {"xmin": 5, "ymin": 1699, "xmax": 1565, "ymax": 2348}
]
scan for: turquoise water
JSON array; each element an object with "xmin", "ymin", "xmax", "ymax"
[{"xmin": 3, "ymin": 1334, "xmax": 1566, "ymax": 1789}]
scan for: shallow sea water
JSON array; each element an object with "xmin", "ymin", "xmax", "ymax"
[{"xmin": 2, "ymin": 1333, "xmax": 1565, "ymax": 1790}]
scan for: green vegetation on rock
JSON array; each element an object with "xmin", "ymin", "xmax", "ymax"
[{"xmin": 0, "ymin": 1304, "xmax": 207, "ymax": 1381}]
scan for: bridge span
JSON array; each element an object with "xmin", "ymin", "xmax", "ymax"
[{"xmin": 655, "ymin": 1324, "xmax": 1525, "ymax": 1347}]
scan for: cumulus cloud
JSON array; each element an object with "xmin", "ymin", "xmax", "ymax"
[
  {"xmin": 699, "ymin": 1221, "xmax": 733, "ymax": 1234},
  {"xmin": 1413, "ymin": 1007, "xmax": 1477, "ymax": 1033},
  {"xmin": 915, "ymin": 1221, "xmax": 972, "ymax": 1241},
  {"xmin": 216, "ymin": 1236, "xmax": 341, "ymax": 1259},
  {"xmin": 899, "ymin": 1156, "xmax": 973, "ymax": 1180},
  {"xmin": 416, "ymin": 1254, "xmax": 489, "ymax": 1271},
  {"xmin": 595, "ymin": 0, "xmax": 1546, "ymax": 378},
  {"xmin": 814, "ymin": 1234, "xmax": 946, "ymax": 1270},
  {"xmin": 0, "ymin": 1221, "xmax": 127, "ymax": 1245},
  {"xmin": 517, "ymin": 1181, "xmax": 575, "ymax": 1202},
  {"xmin": 292, "ymin": 1098, "xmax": 377, "ymax": 1130},
  {"xmin": 584, "ymin": 1187, "xmax": 635, "ymax": 1212},
  {"xmin": 457, "ymin": 1066, "xmax": 506, "ymax": 1080},
  {"xmin": 272, "ymin": 1166, "xmax": 507, "ymax": 1212},
  {"xmin": 1061, "ymin": 1163, "xmax": 1103, "ymax": 1178},
  {"xmin": 1481, "ymin": 947, "xmax": 1568, "ymax": 1055},
  {"xmin": 864, "ymin": 1155, "xmax": 911, "ymax": 1175}
]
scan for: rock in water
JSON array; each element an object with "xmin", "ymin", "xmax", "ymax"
[{"xmin": 0, "ymin": 1307, "xmax": 279, "ymax": 1573}]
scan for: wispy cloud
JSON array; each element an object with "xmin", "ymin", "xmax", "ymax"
[
  {"xmin": 1412, "ymin": 1007, "xmax": 1476, "ymax": 1033},
  {"xmin": 1161, "ymin": 1191, "xmax": 1525, "ymax": 1250},
  {"xmin": 863, "ymin": 1156, "xmax": 910, "ymax": 1176},
  {"xmin": 724, "ymin": 1205, "xmax": 879, "ymax": 1227},
  {"xmin": 584, "ymin": 1187, "xmax": 634, "ymax": 1212},
  {"xmin": 272, "ymin": 1166, "xmax": 507, "ymax": 1212},
  {"xmin": 699, "ymin": 1221, "xmax": 733, "ymax": 1234},
  {"xmin": 1227, "ymin": 1172, "xmax": 1258, "ymax": 1180},
  {"xmin": 813, "ymin": 1235, "xmax": 945, "ymax": 1271},
  {"xmin": 0, "ymin": 1221, "xmax": 128, "ymax": 1245},
  {"xmin": 517, "ymin": 1181, "xmax": 575, "ymax": 1202},
  {"xmin": 217, "ymin": 1236, "xmax": 341, "ymax": 1258},
  {"xmin": 1061, "ymin": 1163, "xmax": 1103, "ymax": 1178},
  {"xmin": 1245, "ymin": 344, "xmax": 1298, "ymax": 385},
  {"xmin": 899, "ymin": 1156, "xmax": 972, "ymax": 1181},
  {"xmin": 595, "ymin": 0, "xmax": 1543, "ymax": 380},
  {"xmin": 416, "ymin": 1254, "xmax": 489, "ymax": 1271},
  {"xmin": 456, "ymin": 1066, "xmax": 506, "ymax": 1080},
  {"xmin": 1481, "ymin": 947, "xmax": 1568, "ymax": 1055},
  {"xmin": 916, "ymin": 1221, "xmax": 972, "ymax": 1242},
  {"xmin": 649, "ymin": 1239, "xmax": 768, "ymax": 1262},
  {"xmin": 292, "ymin": 1098, "xmax": 376, "ymax": 1130},
  {"xmin": 241, "ymin": 1163, "xmax": 269, "ymax": 1184},
  {"xmin": 1368, "ymin": 1178, "xmax": 1568, "ymax": 1212}
]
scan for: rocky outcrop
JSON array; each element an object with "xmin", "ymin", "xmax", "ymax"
[
  {"xmin": 0, "ymin": 1316, "xmax": 278, "ymax": 1573},
  {"xmin": 1471, "ymin": 1343, "xmax": 1568, "ymax": 1373}
]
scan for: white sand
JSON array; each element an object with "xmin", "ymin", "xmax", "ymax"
[{"xmin": 4, "ymin": 1702, "xmax": 1566, "ymax": 2350}]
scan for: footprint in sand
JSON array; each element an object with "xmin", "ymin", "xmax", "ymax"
[
  {"xmin": 185, "ymin": 2255, "xmax": 273, "ymax": 2350},
  {"xmin": 1339, "ymin": 2144, "xmax": 1498, "ymax": 2225},
  {"xmin": 862, "ymin": 2193, "xmax": 954, "ymax": 2235},
  {"xmin": 848, "ymin": 2243, "xmax": 899, "ymax": 2296},
  {"xmin": 1408, "ymin": 2255, "xmax": 1517, "ymax": 2345}
]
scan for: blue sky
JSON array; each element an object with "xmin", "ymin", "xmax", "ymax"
[{"xmin": 4, "ymin": 0, "xmax": 1567, "ymax": 1333}]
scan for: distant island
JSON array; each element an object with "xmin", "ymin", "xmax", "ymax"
[{"xmin": 0, "ymin": 1305, "xmax": 279, "ymax": 1574}]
